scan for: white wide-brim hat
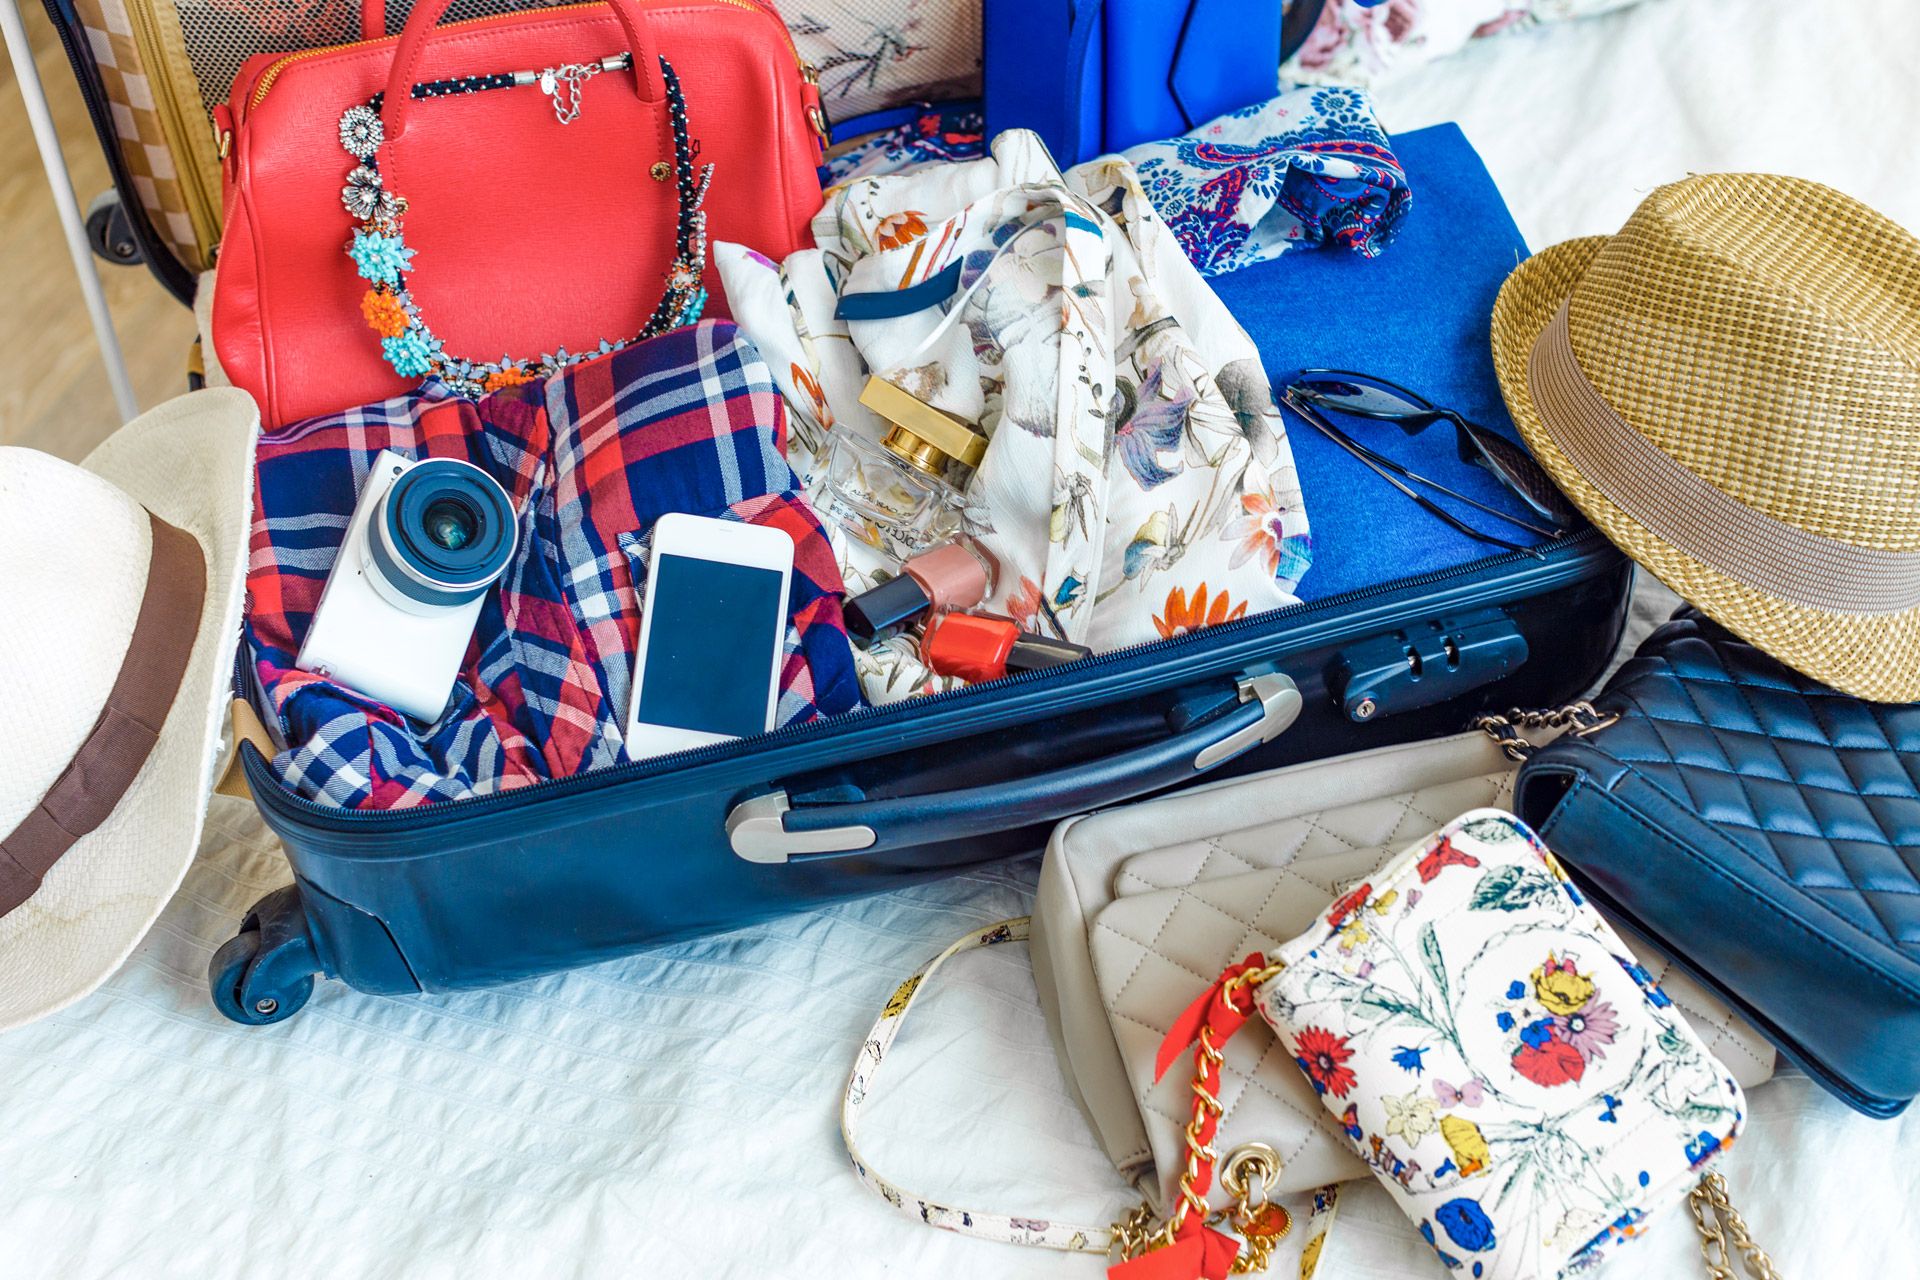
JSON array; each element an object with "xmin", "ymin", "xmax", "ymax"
[{"xmin": 0, "ymin": 389, "xmax": 258, "ymax": 1030}]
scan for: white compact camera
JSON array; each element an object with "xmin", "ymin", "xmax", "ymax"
[{"xmin": 296, "ymin": 449, "xmax": 519, "ymax": 722}]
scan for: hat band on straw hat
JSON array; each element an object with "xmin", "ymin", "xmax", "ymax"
[
  {"xmin": 1528, "ymin": 301, "xmax": 1920, "ymax": 615},
  {"xmin": 0, "ymin": 512, "xmax": 207, "ymax": 916}
]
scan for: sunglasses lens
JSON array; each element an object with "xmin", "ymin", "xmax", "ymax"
[
  {"xmin": 1295, "ymin": 374, "xmax": 1432, "ymax": 418},
  {"xmin": 1465, "ymin": 426, "xmax": 1580, "ymax": 526}
]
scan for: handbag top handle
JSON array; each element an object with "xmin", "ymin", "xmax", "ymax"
[{"xmin": 383, "ymin": 0, "xmax": 664, "ymax": 142}]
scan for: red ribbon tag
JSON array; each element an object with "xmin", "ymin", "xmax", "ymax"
[
  {"xmin": 1106, "ymin": 1217, "xmax": 1242, "ymax": 1280},
  {"xmin": 1152, "ymin": 953, "xmax": 1268, "ymax": 1082}
]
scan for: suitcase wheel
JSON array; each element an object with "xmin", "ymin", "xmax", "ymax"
[
  {"xmin": 85, "ymin": 192, "xmax": 144, "ymax": 267},
  {"xmin": 208, "ymin": 885, "xmax": 320, "ymax": 1025}
]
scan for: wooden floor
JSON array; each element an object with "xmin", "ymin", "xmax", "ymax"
[{"xmin": 0, "ymin": 2, "xmax": 198, "ymax": 462}]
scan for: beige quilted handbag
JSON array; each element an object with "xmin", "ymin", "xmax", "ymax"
[
  {"xmin": 842, "ymin": 729, "xmax": 1777, "ymax": 1270},
  {"xmin": 1032, "ymin": 730, "xmax": 1776, "ymax": 1215}
]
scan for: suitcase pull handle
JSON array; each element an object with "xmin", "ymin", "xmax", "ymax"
[{"xmin": 726, "ymin": 673, "xmax": 1303, "ymax": 865}]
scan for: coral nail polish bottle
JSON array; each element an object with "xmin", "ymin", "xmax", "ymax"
[{"xmin": 920, "ymin": 612, "xmax": 1091, "ymax": 683}]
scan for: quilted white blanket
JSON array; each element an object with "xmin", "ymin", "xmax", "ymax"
[{"xmin": 6, "ymin": 0, "xmax": 1918, "ymax": 1275}]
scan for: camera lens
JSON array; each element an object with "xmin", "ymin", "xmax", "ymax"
[
  {"xmin": 368, "ymin": 458, "xmax": 518, "ymax": 611},
  {"xmin": 423, "ymin": 496, "xmax": 478, "ymax": 552}
]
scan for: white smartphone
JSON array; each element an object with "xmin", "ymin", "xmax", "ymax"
[{"xmin": 624, "ymin": 513, "xmax": 795, "ymax": 761}]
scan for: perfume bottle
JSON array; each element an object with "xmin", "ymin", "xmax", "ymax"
[
  {"xmin": 816, "ymin": 376, "xmax": 989, "ymax": 561},
  {"xmin": 841, "ymin": 538, "xmax": 999, "ymax": 644}
]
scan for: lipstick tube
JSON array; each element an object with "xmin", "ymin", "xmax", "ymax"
[
  {"xmin": 920, "ymin": 612, "xmax": 1091, "ymax": 683},
  {"xmin": 842, "ymin": 539, "xmax": 998, "ymax": 644}
]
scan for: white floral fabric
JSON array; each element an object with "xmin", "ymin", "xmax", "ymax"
[
  {"xmin": 1255, "ymin": 810, "xmax": 1745, "ymax": 1280},
  {"xmin": 1282, "ymin": 0, "xmax": 1648, "ymax": 86},
  {"xmin": 719, "ymin": 130, "xmax": 1312, "ymax": 703}
]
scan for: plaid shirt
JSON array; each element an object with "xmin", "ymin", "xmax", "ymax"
[{"xmin": 246, "ymin": 321, "xmax": 862, "ymax": 809}]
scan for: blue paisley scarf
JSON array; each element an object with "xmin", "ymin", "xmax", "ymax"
[{"xmin": 1123, "ymin": 85, "xmax": 1411, "ymax": 276}]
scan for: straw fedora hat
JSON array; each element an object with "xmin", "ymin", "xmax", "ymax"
[
  {"xmin": 1491, "ymin": 173, "xmax": 1920, "ymax": 702},
  {"xmin": 0, "ymin": 389, "xmax": 257, "ymax": 1030}
]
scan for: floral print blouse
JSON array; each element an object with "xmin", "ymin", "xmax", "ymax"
[{"xmin": 721, "ymin": 130, "xmax": 1315, "ymax": 702}]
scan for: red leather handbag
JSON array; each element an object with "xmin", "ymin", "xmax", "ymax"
[{"xmin": 211, "ymin": 0, "xmax": 827, "ymax": 428}]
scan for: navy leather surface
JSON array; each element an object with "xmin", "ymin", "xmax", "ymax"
[{"xmin": 1517, "ymin": 615, "xmax": 1920, "ymax": 1114}]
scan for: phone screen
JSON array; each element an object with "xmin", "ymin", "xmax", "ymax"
[{"xmin": 635, "ymin": 553, "xmax": 786, "ymax": 737}]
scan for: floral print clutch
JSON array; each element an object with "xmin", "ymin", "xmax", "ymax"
[{"xmin": 1253, "ymin": 810, "xmax": 1745, "ymax": 1278}]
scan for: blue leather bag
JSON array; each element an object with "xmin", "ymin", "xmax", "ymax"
[
  {"xmin": 983, "ymin": 0, "xmax": 1325, "ymax": 163},
  {"xmin": 1515, "ymin": 613, "xmax": 1920, "ymax": 1118}
]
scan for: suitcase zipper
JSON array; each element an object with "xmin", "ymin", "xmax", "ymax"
[
  {"xmin": 252, "ymin": 527, "xmax": 1616, "ymax": 827},
  {"xmin": 244, "ymin": 0, "xmax": 817, "ymax": 112}
]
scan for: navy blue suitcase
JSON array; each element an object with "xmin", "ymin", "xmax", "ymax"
[{"xmin": 210, "ymin": 125, "xmax": 1635, "ymax": 1024}]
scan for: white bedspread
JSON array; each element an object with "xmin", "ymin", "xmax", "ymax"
[{"xmin": 6, "ymin": 0, "xmax": 1918, "ymax": 1275}]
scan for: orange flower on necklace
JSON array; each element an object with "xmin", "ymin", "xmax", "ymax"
[
  {"xmin": 360, "ymin": 288, "xmax": 408, "ymax": 338},
  {"xmin": 1153, "ymin": 583, "xmax": 1247, "ymax": 639},
  {"xmin": 874, "ymin": 210, "xmax": 928, "ymax": 251},
  {"xmin": 482, "ymin": 367, "xmax": 535, "ymax": 392}
]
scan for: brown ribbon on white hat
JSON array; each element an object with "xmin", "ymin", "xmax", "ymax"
[
  {"xmin": 0, "ymin": 512, "xmax": 207, "ymax": 917},
  {"xmin": 1528, "ymin": 301, "xmax": 1920, "ymax": 615}
]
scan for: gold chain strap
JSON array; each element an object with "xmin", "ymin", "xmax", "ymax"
[
  {"xmin": 1471, "ymin": 701, "xmax": 1619, "ymax": 762},
  {"xmin": 1220, "ymin": 1144, "xmax": 1290, "ymax": 1274},
  {"xmin": 1690, "ymin": 1173, "xmax": 1784, "ymax": 1280},
  {"xmin": 1115, "ymin": 963, "xmax": 1290, "ymax": 1268},
  {"xmin": 1142, "ymin": 1017, "xmax": 1228, "ymax": 1250},
  {"xmin": 1110, "ymin": 1202, "xmax": 1161, "ymax": 1262}
]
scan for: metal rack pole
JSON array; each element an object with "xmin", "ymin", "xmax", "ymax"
[{"xmin": 0, "ymin": 0, "xmax": 139, "ymax": 425}]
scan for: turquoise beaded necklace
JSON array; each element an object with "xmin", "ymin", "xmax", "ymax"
[{"xmin": 341, "ymin": 53, "xmax": 711, "ymax": 397}]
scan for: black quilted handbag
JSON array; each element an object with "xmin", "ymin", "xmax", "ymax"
[{"xmin": 1506, "ymin": 612, "xmax": 1920, "ymax": 1117}]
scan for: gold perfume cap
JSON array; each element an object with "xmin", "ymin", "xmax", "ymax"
[{"xmin": 860, "ymin": 375, "xmax": 989, "ymax": 474}]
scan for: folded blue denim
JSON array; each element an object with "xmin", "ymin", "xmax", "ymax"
[{"xmin": 1211, "ymin": 122, "xmax": 1552, "ymax": 602}]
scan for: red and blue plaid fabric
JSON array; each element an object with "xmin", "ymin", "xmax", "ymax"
[{"xmin": 245, "ymin": 321, "xmax": 862, "ymax": 809}]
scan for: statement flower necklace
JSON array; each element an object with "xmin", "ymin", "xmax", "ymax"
[{"xmin": 339, "ymin": 52, "xmax": 713, "ymax": 397}]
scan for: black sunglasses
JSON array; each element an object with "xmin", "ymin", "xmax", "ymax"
[{"xmin": 1284, "ymin": 370, "xmax": 1577, "ymax": 553}]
